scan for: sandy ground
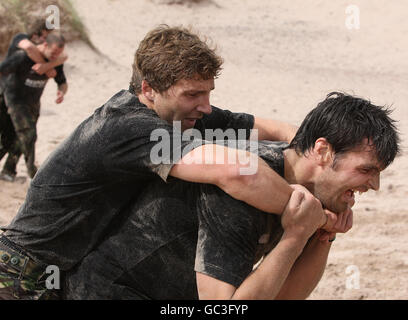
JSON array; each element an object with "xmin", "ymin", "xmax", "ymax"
[{"xmin": 1, "ymin": 0, "xmax": 407, "ymax": 299}]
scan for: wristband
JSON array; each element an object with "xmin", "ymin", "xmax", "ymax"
[{"xmin": 328, "ymin": 235, "xmax": 336, "ymax": 242}]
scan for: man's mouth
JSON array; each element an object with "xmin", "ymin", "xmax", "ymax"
[
  {"xmin": 183, "ymin": 118, "xmax": 201, "ymax": 127},
  {"xmin": 343, "ymin": 189, "xmax": 355, "ymax": 208},
  {"xmin": 343, "ymin": 187, "xmax": 368, "ymax": 208}
]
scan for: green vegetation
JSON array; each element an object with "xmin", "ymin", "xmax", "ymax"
[{"xmin": 0, "ymin": 0, "xmax": 95, "ymax": 56}]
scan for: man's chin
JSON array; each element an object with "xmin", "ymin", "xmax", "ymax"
[
  {"xmin": 317, "ymin": 191, "xmax": 354, "ymax": 214},
  {"xmin": 181, "ymin": 119, "xmax": 197, "ymax": 131},
  {"xmin": 324, "ymin": 201, "xmax": 350, "ymax": 214}
]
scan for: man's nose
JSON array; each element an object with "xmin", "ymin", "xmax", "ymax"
[{"xmin": 196, "ymin": 94, "xmax": 212, "ymax": 115}]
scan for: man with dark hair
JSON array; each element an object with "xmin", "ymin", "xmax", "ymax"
[
  {"xmin": 7, "ymin": 20, "xmax": 49, "ymax": 57},
  {"xmin": 0, "ymin": 25, "xmax": 339, "ymax": 300},
  {"xmin": 0, "ymin": 32, "xmax": 67, "ymax": 180},
  {"xmin": 63, "ymin": 92, "xmax": 400, "ymax": 300},
  {"xmin": 289, "ymin": 92, "xmax": 398, "ymax": 170}
]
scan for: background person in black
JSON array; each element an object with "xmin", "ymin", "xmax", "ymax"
[
  {"xmin": 0, "ymin": 21, "xmax": 67, "ymax": 182},
  {"xmin": 63, "ymin": 93, "xmax": 400, "ymax": 300},
  {"xmin": 0, "ymin": 32, "xmax": 67, "ymax": 181},
  {"xmin": 4, "ymin": 19, "xmax": 68, "ymax": 79}
]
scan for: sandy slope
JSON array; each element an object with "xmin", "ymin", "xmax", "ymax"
[{"xmin": 0, "ymin": 0, "xmax": 407, "ymax": 299}]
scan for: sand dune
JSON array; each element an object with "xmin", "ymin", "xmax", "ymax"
[{"xmin": 1, "ymin": 0, "xmax": 407, "ymax": 299}]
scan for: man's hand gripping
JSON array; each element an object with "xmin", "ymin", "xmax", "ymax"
[{"xmin": 289, "ymin": 185, "xmax": 353, "ymax": 242}]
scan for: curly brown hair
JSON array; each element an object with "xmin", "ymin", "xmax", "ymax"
[{"xmin": 129, "ymin": 25, "xmax": 223, "ymax": 94}]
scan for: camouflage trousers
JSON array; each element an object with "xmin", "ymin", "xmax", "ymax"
[
  {"xmin": 0, "ymin": 95, "xmax": 39, "ymax": 178},
  {"xmin": 0, "ymin": 236, "xmax": 59, "ymax": 300}
]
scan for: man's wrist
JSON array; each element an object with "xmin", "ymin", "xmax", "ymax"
[
  {"xmin": 281, "ymin": 231, "xmax": 309, "ymax": 254},
  {"xmin": 315, "ymin": 229, "xmax": 336, "ymax": 243}
]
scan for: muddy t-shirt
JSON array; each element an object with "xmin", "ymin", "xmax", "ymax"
[
  {"xmin": 0, "ymin": 50, "xmax": 66, "ymax": 108},
  {"xmin": 1, "ymin": 90, "xmax": 254, "ymax": 270},
  {"xmin": 63, "ymin": 141, "xmax": 286, "ymax": 300},
  {"xmin": 6, "ymin": 33, "xmax": 29, "ymax": 57}
]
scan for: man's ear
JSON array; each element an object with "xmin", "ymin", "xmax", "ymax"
[
  {"xmin": 141, "ymin": 80, "xmax": 156, "ymax": 102},
  {"xmin": 313, "ymin": 138, "xmax": 334, "ymax": 166}
]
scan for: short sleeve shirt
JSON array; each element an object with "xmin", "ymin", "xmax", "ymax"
[
  {"xmin": 2, "ymin": 90, "xmax": 254, "ymax": 270},
  {"xmin": 0, "ymin": 33, "xmax": 28, "ymax": 95},
  {"xmin": 63, "ymin": 141, "xmax": 286, "ymax": 300},
  {"xmin": 0, "ymin": 50, "xmax": 66, "ymax": 108},
  {"xmin": 194, "ymin": 142, "xmax": 287, "ymax": 287},
  {"xmin": 6, "ymin": 33, "xmax": 29, "ymax": 57}
]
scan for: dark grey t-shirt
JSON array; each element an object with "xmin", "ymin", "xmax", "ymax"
[
  {"xmin": 0, "ymin": 33, "xmax": 28, "ymax": 95},
  {"xmin": 63, "ymin": 141, "xmax": 286, "ymax": 300},
  {"xmin": 1, "ymin": 90, "xmax": 254, "ymax": 270},
  {"xmin": 0, "ymin": 49, "xmax": 66, "ymax": 108},
  {"xmin": 6, "ymin": 33, "xmax": 29, "ymax": 57}
]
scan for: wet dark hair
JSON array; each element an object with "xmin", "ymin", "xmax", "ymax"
[
  {"xmin": 289, "ymin": 92, "xmax": 400, "ymax": 168},
  {"xmin": 27, "ymin": 20, "xmax": 48, "ymax": 38}
]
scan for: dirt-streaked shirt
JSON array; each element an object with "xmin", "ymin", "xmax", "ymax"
[
  {"xmin": 2, "ymin": 90, "xmax": 254, "ymax": 271},
  {"xmin": 6, "ymin": 33, "xmax": 29, "ymax": 57},
  {"xmin": 63, "ymin": 141, "xmax": 286, "ymax": 300}
]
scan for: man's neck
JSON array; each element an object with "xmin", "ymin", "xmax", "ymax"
[
  {"xmin": 137, "ymin": 93, "xmax": 154, "ymax": 110},
  {"xmin": 283, "ymin": 148, "xmax": 317, "ymax": 193}
]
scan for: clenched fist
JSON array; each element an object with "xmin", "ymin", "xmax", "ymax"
[{"xmin": 281, "ymin": 185, "xmax": 327, "ymax": 241}]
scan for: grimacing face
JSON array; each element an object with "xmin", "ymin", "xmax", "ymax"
[
  {"xmin": 152, "ymin": 77, "xmax": 214, "ymax": 131},
  {"xmin": 313, "ymin": 140, "xmax": 382, "ymax": 213},
  {"xmin": 44, "ymin": 43, "xmax": 64, "ymax": 61}
]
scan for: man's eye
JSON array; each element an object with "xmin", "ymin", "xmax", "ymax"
[{"xmin": 359, "ymin": 169, "xmax": 370, "ymax": 174}]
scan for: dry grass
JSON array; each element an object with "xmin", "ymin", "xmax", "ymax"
[
  {"xmin": 0, "ymin": 3, "xmax": 24, "ymax": 55},
  {"xmin": 0, "ymin": 0, "xmax": 94, "ymax": 56}
]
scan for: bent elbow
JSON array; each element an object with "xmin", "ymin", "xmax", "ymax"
[
  {"xmin": 24, "ymin": 44, "xmax": 38, "ymax": 58},
  {"xmin": 217, "ymin": 160, "xmax": 260, "ymax": 201}
]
